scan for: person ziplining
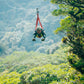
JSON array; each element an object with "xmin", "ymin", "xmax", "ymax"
[{"xmin": 32, "ymin": 8, "xmax": 46, "ymax": 41}]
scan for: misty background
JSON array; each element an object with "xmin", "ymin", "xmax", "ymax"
[{"xmin": 0, "ymin": 0, "xmax": 64, "ymax": 54}]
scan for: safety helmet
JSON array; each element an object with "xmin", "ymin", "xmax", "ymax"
[{"xmin": 37, "ymin": 27, "xmax": 41, "ymax": 31}]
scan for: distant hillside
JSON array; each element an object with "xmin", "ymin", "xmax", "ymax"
[
  {"xmin": 0, "ymin": 44, "xmax": 83, "ymax": 84},
  {"xmin": 0, "ymin": 44, "xmax": 67, "ymax": 73}
]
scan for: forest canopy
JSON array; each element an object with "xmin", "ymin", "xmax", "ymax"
[{"xmin": 51, "ymin": 0, "xmax": 84, "ymax": 74}]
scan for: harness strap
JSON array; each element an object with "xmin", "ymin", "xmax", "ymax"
[{"xmin": 35, "ymin": 9, "xmax": 43, "ymax": 30}]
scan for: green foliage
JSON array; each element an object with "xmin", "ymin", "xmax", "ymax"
[
  {"xmin": 54, "ymin": 16, "xmax": 76, "ymax": 33},
  {"xmin": 0, "ymin": 45, "xmax": 67, "ymax": 73},
  {"xmin": 0, "ymin": 71, "xmax": 20, "ymax": 84},
  {"xmin": 0, "ymin": 63, "xmax": 83, "ymax": 84},
  {"xmin": 0, "ymin": 46, "xmax": 84, "ymax": 84},
  {"xmin": 68, "ymin": 54, "xmax": 84, "ymax": 74},
  {"xmin": 52, "ymin": 9, "xmax": 68, "ymax": 16},
  {"xmin": 0, "ymin": 43, "xmax": 6, "ymax": 56},
  {"xmin": 51, "ymin": 0, "xmax": 84, "ymax": 74},
  {"xmin": 9, "ymin": 65, "xmax": 29, "ymax": 73},
  {"xmin": 62, "ymin": 37, "xmax": 68, "ymax": 43},
  {"xmin": 20, "ymin": 63, "xmax": 83, "ymax": 84}
]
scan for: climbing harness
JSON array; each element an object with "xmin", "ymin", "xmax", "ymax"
[{"xmin": 35, "ymin": 8, "xmax": 43, "ymax": 30}]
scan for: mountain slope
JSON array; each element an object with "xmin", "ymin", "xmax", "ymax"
[
  {"xmin": 0, "ymin": 44, "xmax": 67, "ymax": 73},
  {"xmin": 0, "ymin": 45, "xmax": 83, "ymax": 84}
]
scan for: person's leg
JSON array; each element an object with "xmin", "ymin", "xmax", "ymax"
[
  {"xmin": 32, "ymin": 33, "xmax": 36, "ymax": 41},
  {"xmin": 41, "ymin": 33, "xmax": 46, "ymax": 41},
  {"xmin": 41, "ymin": 36, "xmax": 45, "ymax": 41}
]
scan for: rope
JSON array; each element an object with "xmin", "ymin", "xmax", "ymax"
[{"xmin": 35, "ymin": 9, "xmax": 43, "ymax": 30}]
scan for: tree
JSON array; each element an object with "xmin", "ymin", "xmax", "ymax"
[
  {"xmin": 51, "ymin": 0, "xmax": 84, "ymax": 74},
  {"xmin": 0, "ymin": 43, "xmax": 6, "ymax": 56}
]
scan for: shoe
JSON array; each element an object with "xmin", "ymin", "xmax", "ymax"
[
  {"xmin": 41, "ymin": 38, "xmax": 45, "ymax": 41},
  {"xmin": 32, "ymin": 38, "xmax": 36, "ymax": 41}
]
